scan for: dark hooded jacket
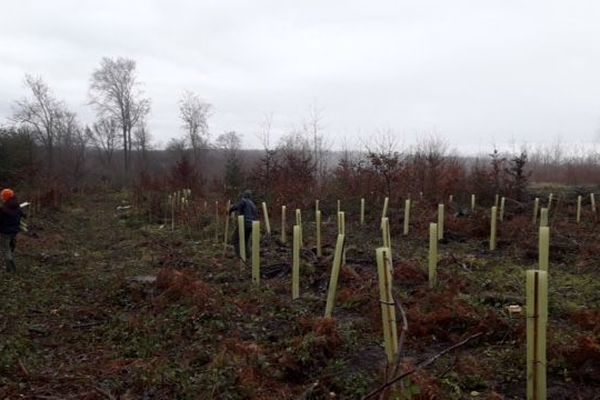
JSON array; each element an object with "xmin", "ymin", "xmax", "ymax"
[
  {"xmin": 229, "ymin": 193, "xmax": 258, "ymax": 227},
  {"xmin": 0, "ymin": 198, "xmax": 25, "ymax": 235}
]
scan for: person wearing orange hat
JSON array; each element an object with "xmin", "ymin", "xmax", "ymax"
[{"xmin": 0, "ymin": 188, "xmax": 26, "ymax": 272}]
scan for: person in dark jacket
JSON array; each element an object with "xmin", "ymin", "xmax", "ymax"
[
  {"xmin": 0, "ymin": 188, "xmax": 25, "ymax": 272},
  {"xmin": 229, "ymin": 190, "xmax": 258, "ymax": 259}
]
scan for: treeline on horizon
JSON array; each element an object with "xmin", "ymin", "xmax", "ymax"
[{"xmin": 1, "ymin": 56, "xmax": 599, "ymax": 207}]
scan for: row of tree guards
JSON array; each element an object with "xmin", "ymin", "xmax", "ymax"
[{"xmin": 163, "ymin": 190, "xmax": 595, "ymax": 399}]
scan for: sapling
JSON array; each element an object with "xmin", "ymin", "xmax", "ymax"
[
  {"xmin": 214, "ymin": 200, "xmax": 219, "ymax": 242},
  {"xmin": 382, "ymin": 196, "xmax": 389, "ymax": 220},
  {"xmin": 428, "ymin": 223, "xmax": 438, "ymax": 288},
  {"xmin": 324, "ymin": 234, "xmax": 345, "ymax": 317},
  {"xmin": 539, "ymin": 227, "xmax": 549, "ymax": 272},
  {"xmin": 437, "ymin": 204, "xmax": 444, "ymax": 240},
  {"xmin": 252, "ymin": 221, "xmax": 260, "ymax": 284},
  {"xmin": 338, "ymin": 211, "xmax": 346, "ymax": 235},
  {"xmin": 292, "ymin": 225, "xmax": 300, "ymax": 299},
  {"xmin": 403, "ymin": 199, "xmax": 411, "ymax": 236},
  {"xmin": 223, "ymin": 200, "xmax": 231, "ymax": 255},
  {"xmin": 540, "ymin": 208, "xmax": 548, "ymax": 228},
  {"xmin": 295, "ymin": 209, "xmax": 302, "ymax": 247},
  {"xmin": 381, "ymin": 217, "xmax": 391, "ymax": 251},
  {"xmin": 376, "ymin": 246, "xmax": 398, "ymax": 363},
  {"xmin": 281, "ymin": 205, "xmax": 286, "ymax": 243},
  {"xmin": 238, "ymin": 215, "xmax": 246, "ymax": 262},
  {"xmin": 316, "ymin": 210, "xmax": 322, "ymax": 257},
  {"xmin": 526, "ymin": 269, "xmax": 548, "ymax": 400},
  {"xmin": 490, "ymin": 206, "xmax": 497, "ymax": 251},
  {"xmin": 261, "ymin": 202, "xmax": 271, "ymax": 235},
  {"xmin": 360, "ymin": 198, "xmax": 365, "ymax": 225}
]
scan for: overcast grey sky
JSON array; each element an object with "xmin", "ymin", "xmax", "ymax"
[{"xmin": 2, "ymin": 0, "xmax": 600, "ymax": 152}]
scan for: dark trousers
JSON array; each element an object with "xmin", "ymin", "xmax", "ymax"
[
  {"xmin": 232, "ymin": 225, "xmax": 252, "ymax": 260},
  {"xmin": 0, "ymin": 234, "xmax": 16, "ymax": 272}
]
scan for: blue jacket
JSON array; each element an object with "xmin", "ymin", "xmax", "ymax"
[
  {"xmin": 0, "ymin": 198, "xmax": 25, "ymax": 235},
  {"xmin": 229, "ymin": 198, "xmax": 258, "ymax": 227}
]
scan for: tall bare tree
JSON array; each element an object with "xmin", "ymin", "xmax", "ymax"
[
  {"xmin": 89, "ymin": 57, "xmax": 150, "ymax": 175},
  {"xmin": 12, "ymin": 74, "xmax": 66, "ymax": 175},
  {"xmin": 178, "ymin": 91, "xmax": 212, "ymax": 165}
]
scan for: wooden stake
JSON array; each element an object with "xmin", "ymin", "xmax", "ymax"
[
  {"xmin": 526, "ymin": 269, "xmax": 548, "ymax": 400},
  {"xmin": 538, "ymin": 226, "xmax": 550, "ymax": 272},
  {"xmin": 292, "ymin": 225, "xmax": 300, "ymax": 299},
  {"xmin": 376, "ymin": 246, "xmax": 398, "ymax": 363},
  {"xmin": 238, "ymin": 215, "xmax": 246, "ymax": 262},
  {"xmin": 533, "ymin": 198, "xmax": 539, "ymax": 224},
  {"xmin": 428, "ymin": 223, "xmax": 438, "ymax": 288},
  {"xmin": 316, "ymin": 210, "xmax": 322, "ymax": 257},
  {"xmin": 281, "ymin": 205, "xmax": 287, "ymax": 244},
  {"xmin": 252, "ymin": 221, "xmax": 260, "ymax": 284},
  {"xmin": 437, "ymin": 204, "xmax": 444, "ymax": 240},
  {"xmin": 261, "ymin": 202, "xmax": 271, "ymax": 236},
  {"xmin": 403, "ymin": 199, "xmax": 410, "ymax": 236},
  {"xmin": 324, "ymin": 234, "xmax": 345, "ymax": 318},
  {"xmin": 576, "ymin": 195, "xmax": 582, "ymax": 224},
  {"xmin": 500, "ymin": 196, "xmax": 506, "ymax": 222},
  {"xmin": 490, "ymin": 206, "xmax": 497, "ymax": 251}
]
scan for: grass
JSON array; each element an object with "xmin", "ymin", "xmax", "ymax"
[{"xmin": 1, "ymin": 192, "xmax": 599, "ymax": 399}]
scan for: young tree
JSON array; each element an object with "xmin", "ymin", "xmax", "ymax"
[
  {"xmin": 178, "ymin": 91, "xmax": 212, "ymax": 166},
  {"xmin": 216, "ymin": 131, "xmax": 243, "ymax": 197},
  {"xmin": 506, "ymin": 150, "xmax": 529, "ymax": 201},
  {"xmin": 89, "ymin": 57, "xmax": 150, "ymax": 175}
]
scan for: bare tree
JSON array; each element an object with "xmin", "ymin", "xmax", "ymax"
[
  {"xmin": 56, "ymin": 111, "xmax": 88, "ymax": 185},
  {"xmin": 12, "ymin": 74, "xmax": 66, "ymax": 175},
  {"xmin": 87, "ymin": 117, "xmax": 119, "ymax": 168},
  {"xmin": 365, "ymin": 130, "xmax": 403, "ymax": 199},
  {"xmin": 89, "ymin": 57, "xmax": 150, "ymax": 175},
  {"xmin": 178, "ymin": 91, "xmax": 212, "ymax": 165},
  {"xmin": 302, "ymin": 102, "xmax": 329, "ymax": 182},
  {"xmin": 133, "ymin": 118, "xmax": 151, "ymax": 168}
]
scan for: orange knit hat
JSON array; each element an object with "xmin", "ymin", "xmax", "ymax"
[{"xmin": 1, "ymin": 188, "xmax": 15, "ymax": 202}]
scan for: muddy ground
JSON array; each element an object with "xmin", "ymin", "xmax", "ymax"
[{"xmin": 1, "ymin": 192, "xmax": 599, "ymax": 399}]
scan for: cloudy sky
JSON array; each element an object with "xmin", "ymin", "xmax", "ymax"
[{"xmin": 2, "ymin": 0, "xmax": 600, "ymax": 152}]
